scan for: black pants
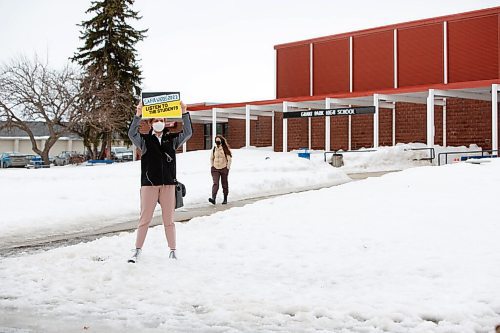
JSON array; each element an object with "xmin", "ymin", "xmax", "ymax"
[{"xmin": 211, "ymin": 167, "xmax": 229, "ymax": 197}]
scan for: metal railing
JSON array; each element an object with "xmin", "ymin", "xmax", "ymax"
[
  {"xmin": 437, "ymin": 149, "xmax": 499, "ymax": 166},
  {"xmin": 322, "ymin": 147, "xmax": 434, "ymax": 165},
  {"xmin": 406, "ymin": 147, "xmax": 435, "ymax": 163}
]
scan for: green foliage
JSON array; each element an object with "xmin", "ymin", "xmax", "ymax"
[{"xmin": 72, "ymin": 0, "xmax": 147, "ymax": 158}]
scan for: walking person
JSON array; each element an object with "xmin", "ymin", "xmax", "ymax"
[
  {"xmin": 208, "ymin": 135, "xmax": 232, "ymax": 205},
  {"xmin": 127, "ymin": 101, "xmax": 192, "ymax": 263}
]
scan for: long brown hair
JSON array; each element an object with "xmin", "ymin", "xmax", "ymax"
[{"xmin": 215, "ymin": 135, "xmax": 232, "ymax": 157}]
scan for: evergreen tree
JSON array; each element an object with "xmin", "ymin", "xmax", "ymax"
[{"xmin": 72, "ymin": 0, "xmax": 147, "ymax": 159}]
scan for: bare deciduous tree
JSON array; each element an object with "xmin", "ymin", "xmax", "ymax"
[
  {"xmin": 73, "ymin": 66, "xmax": 134, "ymax": 160},
  {"xmin": 0, "ymin": 56, "xmax": 82, "ymax": 165}
]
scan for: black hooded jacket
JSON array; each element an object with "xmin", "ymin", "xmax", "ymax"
[{"xmin": 128, "ymin": 113, "xmax": 193, "ymax": 186}]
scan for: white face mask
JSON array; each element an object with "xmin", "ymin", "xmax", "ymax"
[{"xmin": 152, "ymin": 121, "xmax": 165, "ymax": 132}]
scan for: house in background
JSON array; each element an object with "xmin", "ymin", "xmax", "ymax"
[
  {"xmin": 0, "ymin": 122, "xmax": 84, "ymax": 156},
  {"xmin": 0, "ymin": 122, "xmax": 129, "ymax": 157}
]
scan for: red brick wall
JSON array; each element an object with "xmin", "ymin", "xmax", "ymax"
[
  {"xmin": 287, "ymin": 118, "xmax": 309, "ymax": 150},
  {"xmin": 396, "ymin": 103, "xmax": 443, "ymax": 145},
  {"xmin": 351, "ymin": 114, "xmax": 373, "ymax": 149},
  {"xmin": 446, "ymin": 98, "xmax": 494, "ymax": 149},
  {"xmin": 227, "ymin": 119, "xmax": 245, "ymax": 148},
  {"xmin": 434, "ymin": 106, "xmax": 443, "ymax": 146},
  {"xmin": 226, "ymin": 117, "xmax": 272, "ymax": 148},
  {"xmin": 272, "ymin": 113, "xmax": 308, "ymax": 151},
  {"xmin": 395, "ymin": 102, "xmax": 426, "ymax": 144},
  {"xmin": 255, "ymin": 116, "xmax": 273, "ymax": 147},
  {"xmin": 331, "ymin": 117, "xmax": 348, "ymax": 150},
  {"xmin": 186, "ymin": 123, "xmax": 205, "ymax": 151},
  {"xmin": 274, "ymin": 112, "xmax": 283, "ymax": 151},
  {"xmin": 379, "ymin": 108, "xmax": 393, "ymax": 146},
  {"xmin": 311, "ymin": 117, "xmax": 325, "ymax": 149},
  {"xmin": 269, "ymin": 100, "xmax": 499, "ymax": 152},
  {"xmin": 394, "ymin": 100, "xmax": 497, "ymax": 148}
]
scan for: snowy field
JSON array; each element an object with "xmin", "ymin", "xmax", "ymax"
[
  {"xmin": 0, "ymin": 148, "xmax": 350, "ymax": 241},
  {"xmin": 1, "ymin": 156, "xmax": 499, "ymax": 332},
  {"xmin": 0, "ymin": 144, "xmax": 485, "ymax": 242}
]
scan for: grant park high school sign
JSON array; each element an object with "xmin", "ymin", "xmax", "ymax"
[{"xmin": 283, "ymin": 106, "xmax": 375, "ymax": 119}]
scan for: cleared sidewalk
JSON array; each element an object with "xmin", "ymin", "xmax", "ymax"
[{"xmin": 0, "ymin": 171, "xmax": 395, "ymax": 257}]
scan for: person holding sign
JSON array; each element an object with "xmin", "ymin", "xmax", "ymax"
[
  {"xmin": 127, "ymin": 100, "xmax": 192, "ymax": 263},
  {"xmin": 209, "ymin": 135, "xmax": 232, "ymax": 205}
]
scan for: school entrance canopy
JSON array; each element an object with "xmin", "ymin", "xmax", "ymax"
[{"xmin": 187, "ymin": 79, "xmax": 499, "ymax": 153}]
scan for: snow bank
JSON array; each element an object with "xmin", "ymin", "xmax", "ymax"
[
  {"xmin": 310, "ymin": 143, "xmax": 485, "ymax": 173},
  {"xmin": 1, "ymin": 158, "xmax": 499, "ymax": 332}
]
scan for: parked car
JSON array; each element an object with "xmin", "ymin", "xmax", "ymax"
[
  {"xmin": 54, "ymin": 151, "xmax": 86, "ymax": 166},
  {"xmin": 111, "ymin": 147, "xmax": 133, "ymax": 162},
  {"xmin": 25, "ymin": 155, "xmax": 53, "ymax": 168},
  {"xmin": 0, "ymin": 152, "xmax": 30, "ymax": 168}
]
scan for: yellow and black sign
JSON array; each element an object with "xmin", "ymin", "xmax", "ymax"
[{"xmin": 141, "ymin": 92, "xmax": 181, "ymax": 119}]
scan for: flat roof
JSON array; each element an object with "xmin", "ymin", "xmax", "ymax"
[
  {"xmin": 274, "ymin": 6, "xmax": 500, "ymax": 49},
  {"xmin": 187, "ymin": 79, "xmax": 500, "ymax": 114}
]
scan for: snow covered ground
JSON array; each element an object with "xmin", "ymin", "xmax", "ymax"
[
  {"xmin": 310, "ymin": 142, "xmax": 485, "ymax": 173},
  {"xmin": 1, "ymin": 156, "xmax": 499, "ymax": 332},
  {"xmin": 0, "ymin": 143, "xmax": 486, "ymax": 242},
  {"xmin": 0, "ymin": 148, "xmax": 350, "ymax": 241}
]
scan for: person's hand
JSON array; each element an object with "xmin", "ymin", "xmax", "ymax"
[
  {"xmin": 136, "ymin": 101, "xmax": 143, "ymax": 117},
  {"xmin": 181, "ymin": 101, "xmax": 187, "ymax": 114},
  {"xmin": 139, "ymin": 120, "xmax": 151, "ymax": 134}
]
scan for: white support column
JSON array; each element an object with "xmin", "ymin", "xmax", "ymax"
[
  {"xmin": 245, "ymin": 105, "xmax": 251, "ymax": 148},
  {"xmin": 67, "ymin": 139, "xmax": 73, "ymax": 152},
  {"xmin": 325, "ymin": 98, "xmax": 331, "ymax": 151},
  {"xmin": 14, "ymin": 139, "xmax": 19, "ymax": 152},
  {"xmin": 212, "ymin": 108, "xmax": 217, "ymax": 146},
  {"xmin": 282, "ymin": 102, "xmax": 288, "ymax": 152},
  {"xmin": 392, "ymin": 102, "xmax": 396, "ymax": 146},
  {"xmin": 492, "ymin": 84, "xmax": 498, "ymax": 153},
  {"xmin": 349, "ymin": 36, "xmax": 354, "ymax": 150},
  {"xmin": 349, "ymin": 36, "xmax": 353, "ymax": 93},
  {"xmin": 394, "ymin": 29, "xmax": 398, "ymax": 89},
  {"xmin": 272, "ymin": 111, "xmax": 275, "ymax": 150},
  {"xmin": 443, "ymin": 21, "xmax": 448, "ymax": 84},
  {"xmin": 443, "ymin": 98, "xmax": 447, "ymax": 147},
  {"xmin": 41, "ymin": 139, "xmax": 46, "ymax": 151},
  {"xmin": 308, "ymin": 117, "xmax": 312, "ymax": 149},
  {"xmin": 309, "ymin": 43, "xmax": 314, "ymax": 96},
  {"xmin": 183, "ymin": 142, "xmax": 187, "ymax": 153},
  {"xmin": 348, "ymin": 114, "xmax": 352, "ymax": 151},
  {"xmin": 427, "ymin": 89, "xmax": 435, "ymax": 147},
  {"xmin": 373, "ymin": 94, "xmax": 380, "ymax": 148}
]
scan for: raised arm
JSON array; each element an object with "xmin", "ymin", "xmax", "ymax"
[
  {"xmin": 128, "ymin": 102, "xmax": 146, "ymax": 153},
  {"xmin": 173, "ymin": 102, "xmax": 193, "ymax": 149}
]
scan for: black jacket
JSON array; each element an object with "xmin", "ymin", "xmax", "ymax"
[{"xmin": 128, "ymin": 113, "xmax": 193, "ymax": 186}]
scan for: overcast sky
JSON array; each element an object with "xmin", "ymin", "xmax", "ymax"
[{"xmin": 0, "ymin": 0, "xmax": 498, "ymax": 104}]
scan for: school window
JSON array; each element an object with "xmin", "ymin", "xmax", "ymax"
[{"xmin": 204, "ymin": 123, "xmax": 228, "ymax": 149}]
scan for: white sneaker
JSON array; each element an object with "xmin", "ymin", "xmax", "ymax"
[
  {"xmin": 128, "ymin": 248, "xmax": 142, "ymax": 263},
  {"xmin": 169, "ymin": 250, "xmax": 177, "ymax": 260}
]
